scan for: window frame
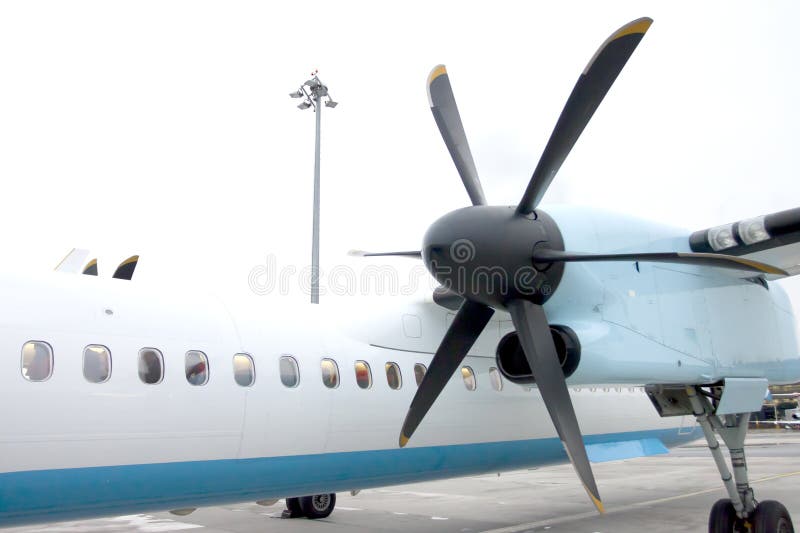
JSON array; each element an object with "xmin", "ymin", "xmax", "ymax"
[
  {"xmin": 413, "ymin": 363, "xmax": 427, "ymax": 387},
  {"xmin": 354, "ymin": 360, "xmax": 372, "ymax": 389},
  {"xmin": 461, "ymin": 366, "xmax": 477, "ymax": 391},
  {"xmin": 138, "ymin": 347, "xmax": 164, "ymax": 385},
  {"xmin": 232, "ymin": 353, "xmax": 256, "ymax": 387},
  {"xmin": 21, "ymin": 340, "xmax": 54, "ymax": 382},
  {"xmin": 83, "ymin": 344, "xmax": 112, "ymax": 384},
  {"xmin": 279, "ymin": 355, "xmax": 300, "ymax": 388},
  {"xmin": 489, "ymin": 366, "xmax": 503, "ymax": 392},
  {"xmin": 320, "ymin": 358, "xmax": 340, "ymax": 389},
  {"xmin": 185, "ymin": 350, "xmax": 209, "ymax": 386},
  {"xmin": 385, "ymin": 361, "xmax": 403, "ymax": 390}
]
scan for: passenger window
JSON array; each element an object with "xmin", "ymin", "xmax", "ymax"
[
  {"xmin": 355, "ymin": 360, "xmax": 372, "ymax": 389},
  {"xmin": 138, "ymin": 348, "xmax": 164, "ymax": 384},
  {"xmin": 385, "ymin": 362, "xmax": 402, "ymax": 390},
  {"xmin": 321, "ymin": 358, "xmax": 340, "ymax": 389},
  {"xmin": 279, "ymin": 355, "xmax": 299, "ymax": 388},
  {"xmin": 233, "ymin": 353, "xmax": 255, "ymax": 387},
  {"xmin": 83, "ymin": 345, "xmax": 111, "ymax": 383},
  {"xmin": 489, "ymin": 367, "xmax": 503, "ymax": 391},
  {"xmin": 185, "ymin": 350, "xmax": 209, "ymax": 386},
  {"xmin": 21, "ymin": 341, "xmax": 53, "ymax": 382},
  {"xmin": 461, "ymin": 366, "xmax": 476, "ymax": 391},
  {"xmin": 414, "ymin": 363, "xmax": 427, "ymax": 386}
]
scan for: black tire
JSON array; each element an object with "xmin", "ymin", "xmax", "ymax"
[
  {"xmin": 752, "ymin": 500, "xmax": 794, "ymax": 533},
  {"xmin": 285, "ymin": 497, "xmax": 303, "ymax": 517},
  {"xmin": 298, "ymin": 493, "xmax": 336, "ymax": 519},
  {"xmin": 709, "ymin": 499, "xmax": 744, "ymax": 533}
]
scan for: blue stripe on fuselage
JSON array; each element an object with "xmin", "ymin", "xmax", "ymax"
[{"xmin": 0, "ymin": 427, "xmax": 700, "ymax": 527}]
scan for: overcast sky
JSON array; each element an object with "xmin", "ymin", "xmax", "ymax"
[{"xmin": 1, "ymin": 1, "xmax": 799, "ymax": 306}]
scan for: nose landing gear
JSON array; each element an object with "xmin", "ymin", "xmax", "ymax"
[{"xmin": 648, "ymin": 383, "xmax": 795, "ymax": 533}]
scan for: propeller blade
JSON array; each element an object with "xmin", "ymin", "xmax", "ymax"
[
  {"xmin": 428, "ymin": 65, "xmax": 487, "ymax": 206},
  {"xmin": 507, "ymin": 299, "xmax": 603, "ymax": 513},
  {"xmin": 517, "ymin": 17, "xmax": 653, "ymax": 215},
  {"xmin": 399, "ymin": 299, "xmax": 494, "ymax": 447},
  {"xmin": 112, "ymin": 255, "xmax": 139, "ymax": 280},
  {"xmin": 348, "ymin": 250, "xmax": 422, "ymax": 259},
  {"xmin": 82, "ymin": 258, "xmax": 98, "ymax": 276},
  {"xmin": 533, "ymin": 249, "xmax": 787, "ymax": 276}
]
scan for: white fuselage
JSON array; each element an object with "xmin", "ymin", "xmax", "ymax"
[{"xmin": 1, "ymin": 206, "xmax": 798, "ymax": 526}]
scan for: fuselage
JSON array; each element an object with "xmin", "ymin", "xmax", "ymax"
[{"xmin": 1, "ymin": 206, "xmax": 798, "ymax": 527}]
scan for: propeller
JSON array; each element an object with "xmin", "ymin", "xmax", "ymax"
[
  {"xmin": 353, "ymin": 248, "xmax": 785, "ymax": 276},
  {"xmin": 533, "ymin": 249, "xmax": 787, "ymax": 276},
  {"xmin": 507, "ymin": 299, "xmax": 602, "ymax": 511},
  {"xmin": 400, "ymin": 300, "xmax": 494, "ymax": 447},
  {"xmin": 517, "ymin": 17, "xmax": 654, "ymax": 215},
  {"xmin": 348, "ymin": 250, "xmax": 422, "ymax": 259},
  {"xmin": 112, "ymin": 255, "xmax": 139, "ymax": 280},
  {"xmin": 82, "ymin": 258, "xmax": 98, "ymax": 276},
  {"xmin": 428, "ymin": 65, "xmax": 487, "ymax": 206},
  {"xmin": 382, "ymin": 16, "xmax": 783, "ymax": 515},
  {"xmin": 396, "ymin": 17, "xmax": 659, "ymax": 515}
]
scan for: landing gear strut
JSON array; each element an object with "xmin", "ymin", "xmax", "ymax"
[{"xmin": 647, "ymin": 383, "xmax": 795, "ymax": 533}]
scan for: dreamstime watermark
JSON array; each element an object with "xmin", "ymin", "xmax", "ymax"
[
  {"xmin": 248, "ymin": 254, "xmax": 437, "ymax": 297},
  {"xmin": 450, "ymin": 238, "xmax": 476, "ymax": 263},
  {"xmin": 427, "ymin": 260, "xmax": 549, "ymax": 300},
  {"xmin": 248, "ymin": 238, "xmax": 553, "ymax": 298}
]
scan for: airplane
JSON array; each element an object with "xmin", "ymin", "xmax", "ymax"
[{"xmin": 1, "ymin": 16, "xmax": 799, "ymax": 533}]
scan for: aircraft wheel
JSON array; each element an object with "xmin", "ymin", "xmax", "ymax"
[
  {"xmin": 282, "ymin": 497, "xmax": 304, "ymax": 519},
  {"xmin": 751, "ymin": 500, "xmax": 794, "ymax": 533},
  {"xmin": 299, "ymin": 493, "xmax": 336, "ymax": 519},
  {"xmin": 708, "ymin": 499, "xmax": 744, "ymax": 533}
]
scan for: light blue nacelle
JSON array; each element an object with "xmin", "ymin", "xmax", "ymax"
[{"xmin": 542, "ymin": 205, "xmax": 800, "ymax": 386}]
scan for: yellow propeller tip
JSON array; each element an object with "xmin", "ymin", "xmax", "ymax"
[
  {"xmin": 580, "ymin": 479, "xmax": 604, "ymax": 513},
  {"xmin": 590, "ymin": 494, "xmax": 605, "ymax": 514},
  {"xmin": 399, "ymin": 433, "xmax": 410, "ymax": 448},
  {"xmin": 612, "ymin": 17, "xmax": 653, "ymax": 40},
  {"xmin": 427, "ymin": 65, "xmax": 447, "ymax": 85}
]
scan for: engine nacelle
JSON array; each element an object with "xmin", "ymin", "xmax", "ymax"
[{"xmin": 495, "ymin": 325, "xmax": 580, "ymax": 385}]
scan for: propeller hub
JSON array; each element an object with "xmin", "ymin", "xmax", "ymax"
[{"xmin": 422, "ymin": 206, "xmax": 565, "ymax": 309}]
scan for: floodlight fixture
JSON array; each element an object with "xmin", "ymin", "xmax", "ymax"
[
  {"xmin": 325, "ymin": 99, "xmax": 338, "ymax": 108},
  {"xmin": 289, "ymin": 90, "xmax": 304, "ymax": 98}
]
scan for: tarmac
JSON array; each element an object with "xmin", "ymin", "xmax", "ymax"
[{"xmin": 5, "ymin": 431, "xmax": 800, "ymax": 532}]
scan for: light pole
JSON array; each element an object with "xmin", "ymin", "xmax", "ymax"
[{"xmin": 290, "ymin": 71, "xmax": 337, "ymax": 304}]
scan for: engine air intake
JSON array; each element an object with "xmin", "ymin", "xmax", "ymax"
[{"xmin": 496, "ymin": 325, "xmax": 580, "ymax": 385}]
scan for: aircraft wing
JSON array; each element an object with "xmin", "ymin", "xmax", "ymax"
[{"xmin": 690, "ymin": 207, "xmax": 800, "ymax": 280}]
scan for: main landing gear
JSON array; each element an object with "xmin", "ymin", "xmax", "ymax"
[
  {"xmin": 282, "ymin": 493, "xmax": 336, "ymax": 519},
  {"xmin": 647, "ymin": 383, "xmax": 795, "ymax": 533}
]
